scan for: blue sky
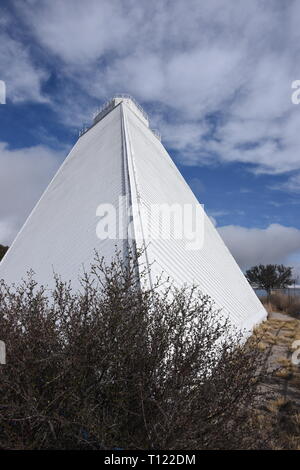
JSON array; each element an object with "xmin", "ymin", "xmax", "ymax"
[{"xmin": 0, "ymin": 0, "xmax": 300, "ymax": 276}]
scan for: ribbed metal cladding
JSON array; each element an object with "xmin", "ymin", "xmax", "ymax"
[
  {"xmin": 0, "ymin": 105, "xmax": 126, "ymax": 290},
  {"xmin": 122, "ymin": 103, "xmax": 266, "ymax": 331},
  {"xmin": 0, "ymin": 96, "xmax": 266, "ymax": 332}
]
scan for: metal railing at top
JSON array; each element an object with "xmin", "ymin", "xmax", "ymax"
[
  {"xmin": 92, "ymin": 98, "xmax": 114, "ymax": 121},
  {"xmin": 113, "ymin": 94, "xmax": 149, "ymax": 123},
  {"xmin": 79, "ymin": 126, "xmax": 89, "ymax": 137},
  {"xmin": 151, "ymin": 129, "xmax": 161, "ymax": 141},
  {"xmin": 92, "ymin": 94, "xmax": 149, "ymax": 124},
  {"xmin": 80, "ymin": 95, "xmax": 162, "ymax": 140}
]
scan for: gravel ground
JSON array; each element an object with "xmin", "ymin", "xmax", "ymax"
[{"xmin": 254, "ymin": 312, "xmax": 300, "ymax": 448}]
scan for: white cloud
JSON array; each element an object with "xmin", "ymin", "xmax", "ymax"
[
  {"xmin": 218, "ymin": 223, "xmax": 300, "ymax": 271},
  {"xmin": 3, "ymin": 0, "xmax": 300, "ymax": 181},
  {"xmin": 0, "ymin": 11, "xmax": 48, "ymax": 103},
  {"xmin": 16, "ymin": 0, "xmax": 133, "ymax": 66},
  {"xmin": 155, "ymin": 119, "xmax": 210, "ymax": 154},
  {"xmin": 273, "ymin": 172, "xmax": 300, "ymax": 193},
  {"xmin": 210, "ymin": 210, "xmax": 230, "ymax": 218},
  {"xmin": 0, "ymin": 142, "xmax": 63, "ymax": 244},
  {"xmin": 1, "ymin": 0, "xmax": 299, "ymax": 288}
]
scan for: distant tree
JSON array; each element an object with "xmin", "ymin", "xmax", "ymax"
[
  {"xmin": 0, "ymin": 244, "xmax": 8, "ymax": 262},
  {"xmin": 246, "ymin": 264, "xmax": 294, "ymax": 296}
]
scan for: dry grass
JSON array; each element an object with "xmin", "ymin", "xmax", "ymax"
[
  {"xmin": 274, "ymin": 367, "xmax": 293, "ymax": 379},
  {"xmin": 256, "ymin": 316, "xmax": 300, "ymax": 353},
  {"xmin": 277, "ymin": 357, "xmax": 291, "ymax": 367},
  {"xmin": 257, "ymin": 342, "xmax": 267, "ymax": 351},
  {"xmin": 260, "ymin": 293, "xmax": 300, "ymax": 317},
  {"xmin": 287, "ymin": 302, "xmax": 300, "ymax": 316},
  {"xmin": 254, "ymin": 315, "xmax": 300, "ymax": 449},
  {"xmin": 262, "ymin": 301, "xmax": 276, "ymax": 314},
  {"xmin": 267, "ymin": 397, "xmax": 288, "ymax": 413},
  {"xmin": 281, "ymin": 331, "xmax": 296, "ymax": 339}
]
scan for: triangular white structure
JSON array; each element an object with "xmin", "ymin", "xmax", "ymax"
[{"xmin": 0, "ymin": 96, "xmax": 266, "ymax": 331}]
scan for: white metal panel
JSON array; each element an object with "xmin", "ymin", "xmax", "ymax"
[
  {"xmin": 0, "ymin": 105, "xmax": 125, "ymax": 290},
  {"xmin": 123, "ymin": 104, "xmax": 266, "ymax": 331},
  {"xmin": 0, "ymin": 96, "xmax": 266, "ymax": 332}
]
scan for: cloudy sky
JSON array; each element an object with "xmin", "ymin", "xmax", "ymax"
[{"xmin": 0, "ymin": 0, "xmax": 300, "ymax": 277}]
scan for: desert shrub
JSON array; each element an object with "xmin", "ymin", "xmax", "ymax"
[
  {"xmin": 258, "ymin": 298, "xmax": 272, "ymax": 314},
  {"xmin": 286, "ymin": 298, "xmax": 300, "ymax": 316},
  {"xmin": 0, "ymin": 252, "xmax": 265, "ymax": 450},
  {"xmin": 269, "ymin": 293, "xmax": 291, "ymax": 312},
  {"xmin": 266, "ymin": 400, "xmax": 300, "ymax": 449},
  {"xmin": 260, "ymin": 293, "xmax": 300, "ymax": 316}
]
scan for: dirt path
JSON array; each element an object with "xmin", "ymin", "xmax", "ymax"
[
  {"xmin": 255, "ymin": 312, "xmax": 300, "ymax": 448},
  {"xmin": 260, "ymin": 313, "xmax": 300, "ymax": 402}
]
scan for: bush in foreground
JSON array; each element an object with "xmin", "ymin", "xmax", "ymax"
[{"xmin": 0, "ymin": 253, "xmax": 265, "ymax": 449}]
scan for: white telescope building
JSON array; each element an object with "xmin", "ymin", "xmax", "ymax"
[{"xmin": 0, "ymin": 96, "xmax": 266, "ymax": 331}]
